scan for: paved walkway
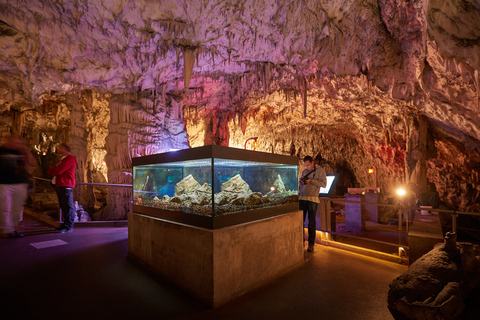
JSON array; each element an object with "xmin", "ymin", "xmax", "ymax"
[{"xmin": 0, "ymin": 215, "xmax": 407, "ymax": 320}]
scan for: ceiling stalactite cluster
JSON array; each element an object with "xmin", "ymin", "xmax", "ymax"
[{"xmin": 1, "ymin": 0, "xmax": 480, "ymax": 219}]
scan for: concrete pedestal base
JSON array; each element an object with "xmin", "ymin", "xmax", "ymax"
[{"xmin": 128, "ymin": 211, "xmax": 304, "ymax": 307}]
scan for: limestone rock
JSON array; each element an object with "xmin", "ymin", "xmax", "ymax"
[
  {"xmin": 388, "ymin": 232, "xmax": 480, "ymax": 320},
  {"xmin": 169, "ymin": 196, "xmax": 182, "ymax": 204},
  {"xmin": 215, "ymin": 191, "xmax": 248, "ymax": 206},
  {"xmin": 221, "ymin": 174, "xmax": 251, "ymax": 193},
  {"xmin": 272, "ymin": 174, "xmax": 287, "ymax": 194},
  {"xmin": 244, "ymin": 192, "xmax": 263, "ymax": 206},
  {"xmin": 73, "ymin": 201, "xmax": 91, "ymax": 222},
  {"xmin": 174, "ymin": 174, "xmax": 201, "ymax": 196},
  {"xmin": 193, "ymin": 183, "xmax": 212, "ymax": 205}
]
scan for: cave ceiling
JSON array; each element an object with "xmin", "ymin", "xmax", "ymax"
[{"xmin": 1, "ymin": 1, "xmax": 480, "ymax": 193}]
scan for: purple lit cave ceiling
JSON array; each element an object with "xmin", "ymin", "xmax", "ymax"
[{"xmin": 1, "ymin": 0, "xmax": 480, "ymax": 219}]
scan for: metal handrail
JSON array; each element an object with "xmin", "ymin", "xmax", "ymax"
[
  {"xmin": 31, "ymin": 176, "xmax": 132, "ymax": 187},
  {"xmin": 320, "ymin": 196, "xmax": 480, "ymax": 236},
  {"xmin": 323, "ymin": 197, "xmax": 480, "ymax": 217},
  {"xmin": 76, "ymin": 182, "xmax": 132, "ymax": 187},
  {"xmin": 30, "ymin": 176, "xmax": 132, "ymax": 222}
]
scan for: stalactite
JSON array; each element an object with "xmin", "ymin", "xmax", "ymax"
[
  {"xmin": 475, "ymin": 69, "xmax": 479, "ymax": 111},
  {"xmin": 176, "ymin": 46, "xmax": 180, "ymax": 67},
  {"xmin": 183, "ymin": 47, "xmax": 196, "ymax": 92},
  {"xmin": 238, "ymin": 76, "xmax": 242, "ymax": 98},
  {"xmin": 302, "ymin": 76, "xmax": 307, "ymax": 118},
  {"xmin": 262, "ymin": 64, "xmax": 267, "ymax": 100},
  {"xmin": 211, "ymin": 45, "xmax": 216, "ymax": 65}
]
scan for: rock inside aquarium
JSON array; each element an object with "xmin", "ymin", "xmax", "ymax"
[
  {"xmin": 140, "ymin": 174, "xmax": 154, "ymax": 192},
  {"xmin": 273, "ymin": 174, "xmax": 287, "ymax": 193},
  {"xmin": 175, "ymin": 174, "xmax": 201, "ymax": 196},
  {"xmin": 221, "ymin": 174, "xmax": 252, "ymax": 193},
  {"xmin": 169, "ymin": 197, "xmax": 182, "ymax": 203},
  {"xmin": 244, "ymin": 192, "xmax": 263, "ymax": 206},
  {"xmin": 196, "ymin": 183, "xmax": 212, "ymax": 196},
  {"xmin": 193, "ymin": 183, "xmax": 212, "ymax": 204}
]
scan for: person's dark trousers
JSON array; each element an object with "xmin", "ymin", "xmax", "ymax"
[
  {"xmin": 301, "ymin": 200, "xmax": 318, "ymax": 246},
  {"xmin": 55, "ymin": 186, "xmax": 75, "ymax": 230}
]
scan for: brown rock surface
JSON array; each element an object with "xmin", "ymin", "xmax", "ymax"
[{"xmin": 388, "ymin": 232, "xmax": 480, "ymax": 319}]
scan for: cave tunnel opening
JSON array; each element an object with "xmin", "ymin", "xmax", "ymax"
[{"xmin": 325, "ymin": 161, "xmax": 357, "ymax": 197}]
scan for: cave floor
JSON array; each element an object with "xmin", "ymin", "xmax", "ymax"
[{"xmin": 0, "ymin": 214, "xmax": 407, "ymax": 320}]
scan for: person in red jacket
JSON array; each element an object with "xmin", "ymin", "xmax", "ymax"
[{"xmin": 48, "ymin": 143, "xmax": 77, "ymax": 233}]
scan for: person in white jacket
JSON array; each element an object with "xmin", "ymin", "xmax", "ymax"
[{"xmin": 299, "ymin": 155, "xmax": 327, "ymax": 252}]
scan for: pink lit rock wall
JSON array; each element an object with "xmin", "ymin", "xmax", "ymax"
[{"xmin": 1, "ymin": 0, "xmax": 479, "ymax": 219}]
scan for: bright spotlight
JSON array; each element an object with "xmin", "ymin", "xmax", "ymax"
[
  {"xmin": 397, "ymin": 188, "xmax": 406, "ymax": 196},
  {"xmin": 270, "ymin": 186, "xmax": 276, "ymax": 192}
]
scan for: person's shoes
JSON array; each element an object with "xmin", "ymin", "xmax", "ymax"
[
  {"xmin": 307, "ymin": 244, "xmax": 314, "ymax": 252},
  {"xmin": 55, "ymin": 228, "xmax": 73, "ymax": 233},
  {"xmin": 7, "ymin": 231, "xmax": 24, "ymax": 238}
]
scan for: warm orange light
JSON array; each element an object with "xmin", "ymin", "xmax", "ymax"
[
  {"xmin": 368, "ymin": 168, "xmax": 374, "ymax": 174},
  {"xmin": 244, "ymin": 137, "xmax": 259, "ymax": 149}
]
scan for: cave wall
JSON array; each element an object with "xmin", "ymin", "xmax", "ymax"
[{"xmin": 1, "ymin": 0, "xmax": 480, "ymax": 219}]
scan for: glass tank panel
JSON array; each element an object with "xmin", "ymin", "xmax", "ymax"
[
  {"xmin": 133, "ymin": 159, "xmax": 213, "ymax": 215},
  {"xmin": 213, "ymin": 158, "xmax": 298, "ymax": 216}
]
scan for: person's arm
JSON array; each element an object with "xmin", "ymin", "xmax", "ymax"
[
  {"xmin": 308, "ymin": 166, "xmax": 327, "ymax": 189},
  {"xmin": 47, "ymin": 156, "xmax": 75, "ymax": 176}
]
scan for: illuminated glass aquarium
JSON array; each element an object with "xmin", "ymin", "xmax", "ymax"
[{"xmin": 132, "ymin": 145, "xmax": 299, "ymax": 229}]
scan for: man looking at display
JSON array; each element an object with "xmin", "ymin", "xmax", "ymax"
[
  {"xmin": 299, "ymin": 155, "xmax": 327, "ymax": 252},
  {"xmin": 48, "ymin": 143, "xmax": 77, "ymax": 233}
]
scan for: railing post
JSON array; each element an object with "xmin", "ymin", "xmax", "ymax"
[
  {"xmin": 452, "ymin": 211, "xmax": 457, "ymax": 233},
  {"xmin": 398, "ymin": 204, "xmax": 403, "ymax": 246},
  {"xmin": 32, "ymin": 178, "xmax": 36, "ymax": 211},
  {"xmin": 405, "ymin": 205, "xmax": 409, "ymax": 235}
]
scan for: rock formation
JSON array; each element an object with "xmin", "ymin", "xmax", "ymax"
[
  {"xmin": 388, "ymin": 232, "xmax": 480, "ymax": 320},
  {"xmin": 1, "ymin": 1, "xmax": 479, "ymax": 219}
]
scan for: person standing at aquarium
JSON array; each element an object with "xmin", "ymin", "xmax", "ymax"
[
  {"xmin": 48, "ymin": 143, "xmax": 77, "ymax": 233},
  {"xmin": 299, "ymin": 155, "xmax": 327, "ymax": 252}
]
